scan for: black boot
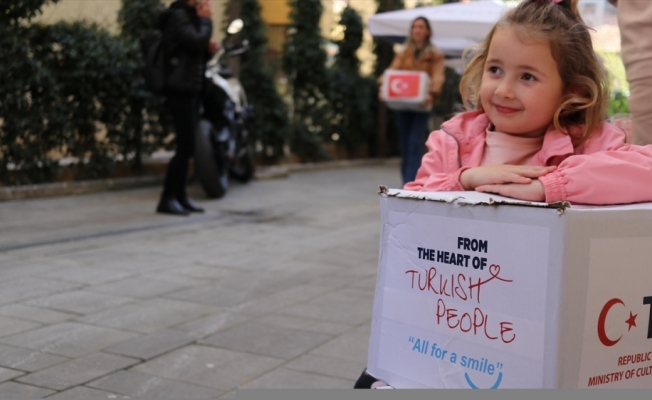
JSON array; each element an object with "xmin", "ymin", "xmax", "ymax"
[
  {"xmin": 157, "ymin": 197, "xmax": 190, "ymax": 216},
  {"xmin": 177, "ymin": 195, "xmax": 204, "ymax": 213}
]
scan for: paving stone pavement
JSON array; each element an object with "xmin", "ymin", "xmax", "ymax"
[{"xmin": 0, "ymin": 164, "xmax": 402, "ymax": 398}]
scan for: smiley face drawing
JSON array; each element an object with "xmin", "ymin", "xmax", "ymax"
[{"xmin": 464, "ymin": 372, "xmax": 503, "ymax": 389}]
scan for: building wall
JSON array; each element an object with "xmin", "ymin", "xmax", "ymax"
[
  {"xmin": 260, "ymin": 0, "xmax": 290, "ymax": 25},
  {"xmin": 35, "ymin": 0, "xmax": 227, "ymax": 42},
  {"xmin": 35, "ymin": 0, "xmax": 123, "ymax": 32},
  {"xmin": 27, "ymin": 0, "xmax": 623, "ymax": 94},
  {"xmin": 31, "ymin": 0, "xmax": 434, "ymax": 77},
  {"xmin": 258, "ymin": 0, "xmax": 390, "ymax": 77}
]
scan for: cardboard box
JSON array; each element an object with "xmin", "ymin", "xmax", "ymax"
[
  {"xmin": 381, "ymin": 70, "xmax": 431, "ymax": 112},
  {"xmin": 367, "ymin": 187, "xmax": 652, "ymax": 388}
]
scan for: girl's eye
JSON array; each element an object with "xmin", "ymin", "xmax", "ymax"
[
  {"xmin": 488, "ymin": 66, "xmax": 501, "ymax": 74},
  {"xmin": 522, "ymin": 73, "xmax": 537, "ymax": 81}
]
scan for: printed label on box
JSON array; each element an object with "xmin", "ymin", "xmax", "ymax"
[
  {"xmin": 577, "ymin": 237, "xmax": 652, "ymax": 388},
  {"xmin": 372, "ymin": 210, "xmax": 550, "ymax": 388}
]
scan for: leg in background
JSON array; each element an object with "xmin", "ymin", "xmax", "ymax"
[
  {"xmin": 158, "ymin": 94, "xmax": 200, "ymax": 215},
  {"xmin": 617, "ymin": 0, "xmax": 652, "ymax": 145},
  {"xmin": 403, "ymin": 111, "xmax": 430, "ymax": 184},
  {"xmin": 395, "ymin": 110, "xmax": 413, "ymax": 185},
  {"xmin": 628, "ymin": 78, "xmax": 652, "ymax": 146}
]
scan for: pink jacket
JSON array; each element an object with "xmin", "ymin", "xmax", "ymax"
[{"xmin": 404, "ymin": 110, "xmax": 652, "ymax": 205}]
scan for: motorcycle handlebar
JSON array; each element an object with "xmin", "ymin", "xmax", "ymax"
[
  {"xmin": 208, "ymin": 40, "xmax": 248, "ymax": 66},
  {"xmin": 225, "ymin": 39, "xmax": 249, "ymax": 51}
]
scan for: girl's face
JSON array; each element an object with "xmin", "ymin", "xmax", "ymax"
[
  {"xmin": 480, "ymin": 26, "xmax": 566, "ymax": 138},
  {"xmin": 411, "ymin": 19, "xmax": 430, "ymax": 45}
]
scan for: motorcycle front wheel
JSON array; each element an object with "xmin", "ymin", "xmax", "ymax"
[
  {"xmin": 229, "ymin": 146, "xmax": 255, "ymax": 183},
  {"xmin": 194, "ymin": 119, "xmax": 229, "ymax": 199}
]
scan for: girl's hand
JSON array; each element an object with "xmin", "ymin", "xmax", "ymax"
[
  {"xmin": 460, "ymin": 165, "xmax": 556, "ymax": 190},
  {"xmin": 476, "ymin": 179, "xmax": 546, "ymax": 202}
]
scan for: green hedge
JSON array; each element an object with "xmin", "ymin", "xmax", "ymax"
[
  {"xmin": 0, "ymin": 0, "xmax": 396, "ymax": 186},
  {"xmin": 328, "ymin": 7, "xmax": 376, "ymax": 154},
  {"xmin": 283, "ymin": 0, "xmax": 333, "ymax": 162},
  {"xmin": 239, "ymin": 0, "xmax": 291, "ymax": 162},
  {"xmin": 0, "ymin": 0, "xmax": 169, "ymax": 186}
]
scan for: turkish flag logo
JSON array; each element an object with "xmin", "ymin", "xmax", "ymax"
[
  {"xmin": 388, "ymin": 74, "xmax": 421, "ymax": 98},
  {"xmin": 597, "ymin": 298, "xmax": 638, "ymax": 347}
]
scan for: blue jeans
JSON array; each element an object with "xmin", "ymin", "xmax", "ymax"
[{"xmin": 395, "ymin": 110, "xmax": 430, "ymax": 185}]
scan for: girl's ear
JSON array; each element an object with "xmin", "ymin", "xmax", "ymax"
[
  {"xmin": 565, "ymin": 85, "xmax": 586, "ymax": 97},
  {"xmin": 562, "ymin": 85, "xmax": 590, "ymax": 111}
]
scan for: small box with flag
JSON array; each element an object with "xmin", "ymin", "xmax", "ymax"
[{"xmin": 381, "ymin": 70, "xmax": 432, "ymax": 112}]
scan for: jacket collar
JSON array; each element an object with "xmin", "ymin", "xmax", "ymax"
[
  {"xmin": 442, "ymin": 110, "xmax": 576, "ymax": 165},
  {"xmin": 531, "ymin": 125, "xmax": 576, "ymax": 165},
  {"xmin": 441, "ymin": 110, "xmax": 487, "ymax": 147}
]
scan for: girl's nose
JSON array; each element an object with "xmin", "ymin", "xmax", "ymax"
[{"xmin": 495, "ymin": 79, "xmax": 515, "ymax": 99}]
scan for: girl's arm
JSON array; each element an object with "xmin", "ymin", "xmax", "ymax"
[
  {"xmin": 405, "ymin": 129, "xmax": 556, "ymax": 192},
  {"xmin": 403, "ymin": 131, "xmax": 467, "ymax": 191},
  {"xmin": 463, "ymin": 165, "xmax": 556, "ymax": 191},
  {"xmin": 538, "ymin": 144, "xmax": 652, "ymax": 205}
]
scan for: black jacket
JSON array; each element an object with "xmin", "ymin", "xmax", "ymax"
[{"xmin": 159, "ymin": 0, "xmax": 213, "ymax": 95}]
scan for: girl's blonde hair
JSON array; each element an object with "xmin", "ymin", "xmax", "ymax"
[{"xmin": 460, "ymin": 0, "xmax": 609, "ymax": 145}]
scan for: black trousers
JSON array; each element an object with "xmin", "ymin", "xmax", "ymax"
[{"xmin": 162, "ymin": 94, "xmax": 199, "ymax": 199}]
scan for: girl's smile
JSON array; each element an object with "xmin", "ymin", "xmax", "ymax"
[
  {"xmin": 494, "ymin": 104, "xmax": 520, "ymax": 114},
  {"xmin": 480, "ymin": 26, "xmax": 566, "ymax": 138}
]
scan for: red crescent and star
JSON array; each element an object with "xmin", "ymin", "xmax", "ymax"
[{"xmin": 597, "ymin": 298, "xmax": 638, "ymax": 347}]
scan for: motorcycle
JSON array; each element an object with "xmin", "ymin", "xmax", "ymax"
[{"xmin": 194, "ymin": 18, "xmax": 255, "ymax": 199}]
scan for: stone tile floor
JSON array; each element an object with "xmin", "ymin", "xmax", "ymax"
[{"xmin": 0, "ymin": 164, "xmax": 401, "ymax": 398}]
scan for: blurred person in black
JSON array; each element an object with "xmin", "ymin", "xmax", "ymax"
[{"xmin": 157, "ymin": 0, "xmax": 218, "ymax": 215}]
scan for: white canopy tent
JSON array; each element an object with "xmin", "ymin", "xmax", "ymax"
[{"xmin": 367, "ymin": 0, "xmax": 512, "ymax": 58}]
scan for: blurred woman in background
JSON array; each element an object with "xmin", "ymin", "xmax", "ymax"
[{"xmin": 378, "ymin": 16, "xmax": 446, "ymax": 185}]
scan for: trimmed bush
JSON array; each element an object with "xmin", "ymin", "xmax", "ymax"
[
  {"xmin": 283, "ymin": 0, "xmax": 332, "ymax": 162},
  {"xmin": 0, "ymin": 0, "xmax": 170, "ymax": 185},
  {"xmin": 328, "ymin": 7, "xmax": 375, "ymax": 155},
  {"xmin": 239, "ymin": 0, "xmax": 291, "ymax": 162}
]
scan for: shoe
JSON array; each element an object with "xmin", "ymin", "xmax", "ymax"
[
  {"xmin": 177, "ymin": 196, "xmax": 204, "ymax": 213},
  {"xmin": 157, "ymin": 197, "xmax": 190, "ymax": 216}
]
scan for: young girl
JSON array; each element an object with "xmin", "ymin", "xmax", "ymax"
[
  {"xmin": 402, "ymin": 0, "xmax": 652, "ymax": 205},
  {"xmin": 356, "ymin": 0, "xmax": 652, "ymax": 389}
]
